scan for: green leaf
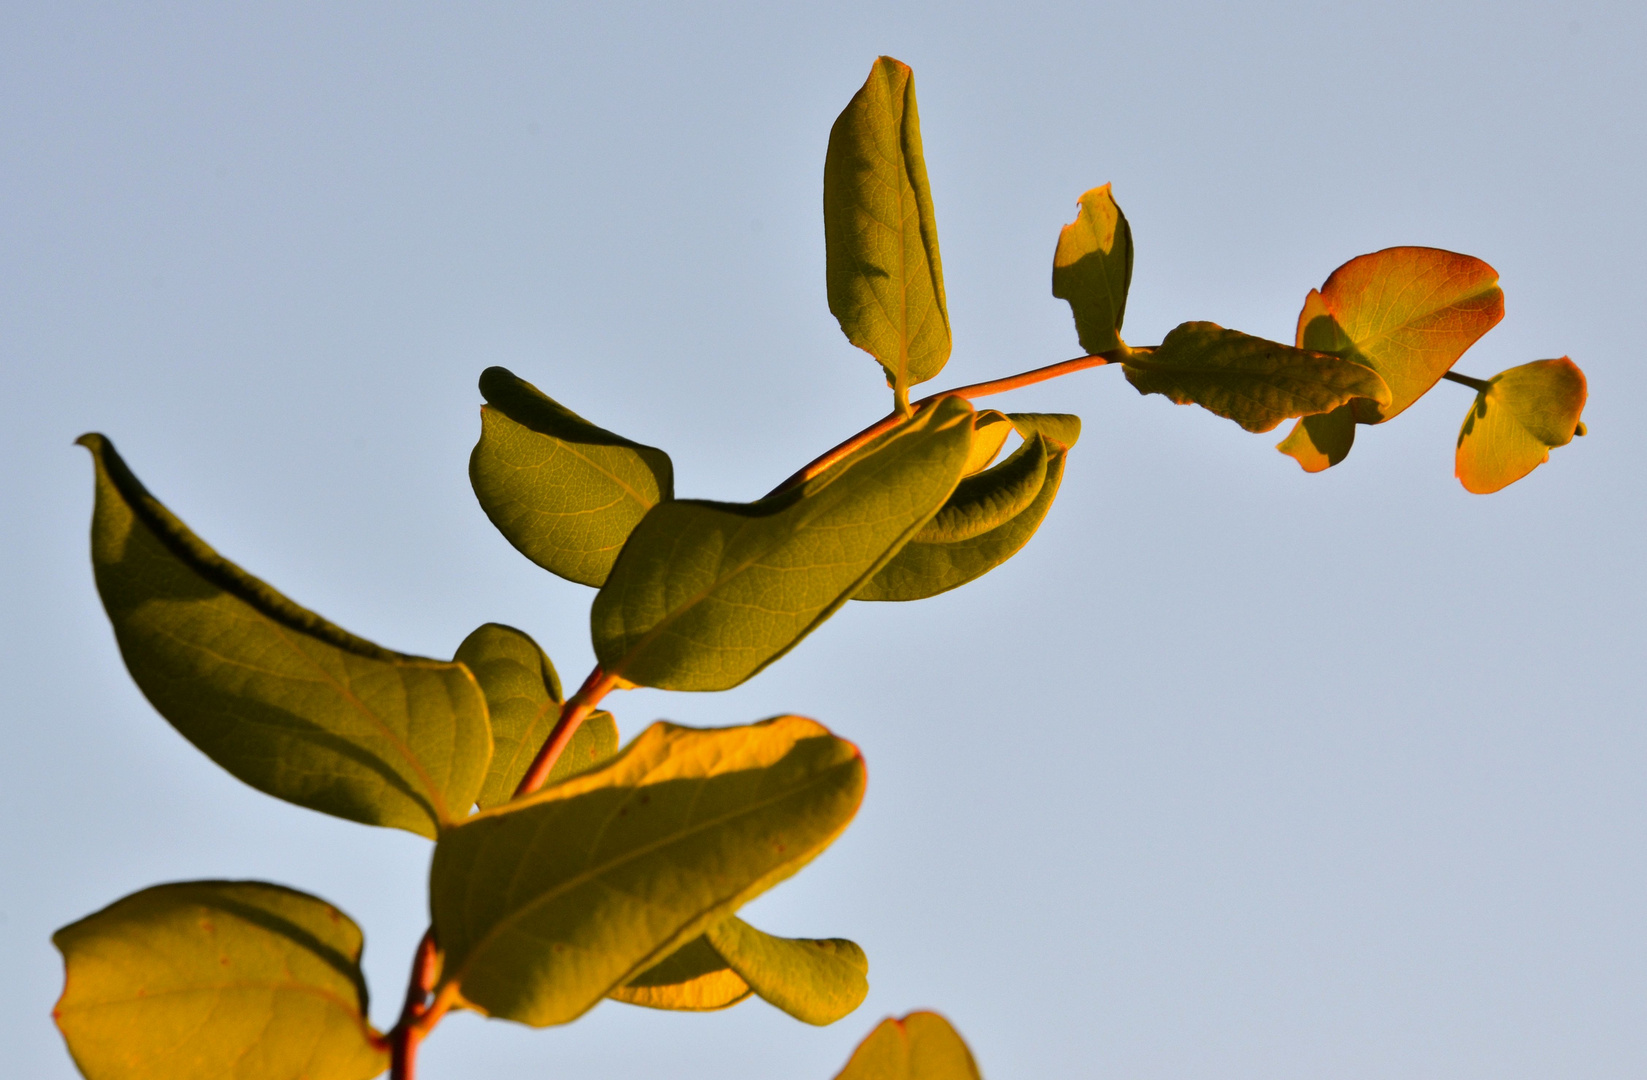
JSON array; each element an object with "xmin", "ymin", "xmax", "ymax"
[
  {"xmin": 52, "ymin": 881, "xmax": 386, "ymax": 1080},
  {"xmin": 1455, "ymin": 357, "xmax": 1588, "ymax": 494},
  {"xmin": 1275, "ymin": 403, "xmax": 1355, "ymax": 473},
  {"xmin": 1297, "ymin": 247, "xmax": 1504, "ymax": 424},
  {"xmin": 706, "ymin": 917, "xmax": 868, "ymax": 1026},
  {"xmin": 1051, "ymin": 184, "xmax": 1133, "ymax": 355},
  {"xmin": 454, "ymin": 623, "xmax": 620, "ymax": 808},
  {"xmin": 835, "ymin": 1012, "xmax": 983, "ymax": 1080},
  {"xmin": 1006, "ymin": 412, "xmax": 1082, "ymax": 449},
  {"xmin": 470, "ymin": 366, "xmax": 674, "ymax": 587},
  {"xmin": 1122, "ymin": 322, "xmax": 1392, "ymax": 433},
  {"xmin": 855, "ymin": 432, "xmax": 1067, "ymax": 601},
  {"xmin": 429, "ymin": 716, "xmax": 866, "ymax": 1027},
  {"xmin": 962, "ymin": 411, "xmax": 1013, "ymax": 476},
  {"xmin": 825, "ymin": 56, "xmax": 951, "ymax": 405},
  {"xmin": 591, "ymin": 396, "xmax": 976, "ymax": 691},
  {"xmin": 608, "ymin": 934, "xmax": 752, "ymax": 1012},
  {"xmin": 78, "ymin": 434, "xmax": 490, "ymax": 838}
]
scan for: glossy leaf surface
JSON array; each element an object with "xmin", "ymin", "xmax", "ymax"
[
  {"xmin": 1456, "ymin": 358, "xmax": 1588, "ymax": 493},
  {"xmin": 1123, "ymin": 323, "xmax": 1391, "ymax": 433},
  {"xmin": 608, "ymin": 934, "xmax": 751, "ymax": 1012},
  {"xmin": 79, "ymin": 435, "xmax": 489, "ymax": 838},
  {"xmin": 52, "ymin": 881, "xmax": 385, "ymax": 1080},
  {"xmin": 835, "ymin": 1012, "xmax": 983, "ymax": 1080},
  {"xmin": 429, "ymin": 717, "xmax": 866, "ymax": 1027},
  {"xmin": 706, "ymin": 917, "xmax": 868, "ymax": 1026},
  {"xmin": 454, "ymin": 623, "xmax": 619, "ymax": 807},
  {"xmin": 591, "ymin": 396, "xmax": 975, "ymax": 690},
  {"xmin": 825, "ymin": 56, "xmax": 950, "ymax": 400},
  {"xmin": 1051, "ymin": 184, "xmax": 1133, "ymax": 355},
  {"xmin": 856, "ymin": 432, "xmax": 1067, "ymax": 601},
  {"xmin": 470, "ymin": 366, "xmax": 674, "ymax": 587},
  {"xmin": 1299, "ymin": 247, "xmax": 1503, "ymax": 424}
]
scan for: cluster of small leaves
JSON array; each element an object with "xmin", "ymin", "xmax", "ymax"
[{"xmin": 54, "ymin": 54, "xmax": 1587, "ymax": 1080}]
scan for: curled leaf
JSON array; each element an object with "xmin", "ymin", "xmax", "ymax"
[
  {"xmin": 1052, "ymin": 183, "xmax": 1133, "ymax": 355},
  {"xmin": 609, "ymin": 934, "xmax": 752, "ymax": 1012},
  {"xmin": 1455, "ymin": 357, "xmax": 1588, "ymax": 493}
]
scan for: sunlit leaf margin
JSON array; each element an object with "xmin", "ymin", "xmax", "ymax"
[
  {"xmin": 429, "ymin": 717, "xmax": 866, "ymax": 1027},
  {"xmin": 591, "ymin": 396, "xmax": 976, "ymax": 690},
  {"xmin": 825, "ymin": 55, "xmax": 951, "ymax": 409},
  {"xmin": 1122, "ymin": 323, "xmax": 1391, "ymax": 433},
  {"xmin": 1455, "ymin": 357, "xmax": 1587, "ymax": 493},
  {"xmin": 53, "ymin": 881, "xmax": 386, "ymax": 1080},
  {"xmin": 835, "ymin": 1011, "xmax": 984, "ymax": 1080},
  {"xmin": 1052, "ymin": 184, "xmax": 1133, "ymax": 355},
  {"xmin": 470, "ymin": 366, "xmax": 674, "ymax": 587},
  {"xmin": 609, "ymin": 934, "xmax": 753, "ymax": 1011},
  {"xmin": 454, "ymin": 623, "xmax": 620, "ymax": 807},
  {"xmin": 78, "ymin": 434, "xmax": 490, "ymax": 838}
]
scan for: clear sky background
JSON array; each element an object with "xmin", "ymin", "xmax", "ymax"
[{"xmin": 3, "ymin": 3, "xmax": 1643, "ymax": 1078}]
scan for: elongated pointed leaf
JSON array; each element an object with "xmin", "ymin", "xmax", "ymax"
[
  {"xmin": 1456, "ymin": 357, "xmax": 1587, "ymax": 493},
  {"xmin": 706, "ymin": 918, "xmax": 868, "ymax": 1026},
  {"xmin": 592, "ymin": 396, "xmax": 975, "ymax": 690},
  {"xmin": 1299, "ymin": 247, "xmax": 1503, "ymax": 424},
  {"xmin": 52, "ymin": 881, "xmax": 386, "ymax": 1080},
  {"xmin": 825, "ymin": 56, "xmax": 951, "ymax": 400},
  {"xmin": 855, "ymin": 433, "xmax": 1066, "ymax": 601},
  {"xmin": 1122, "ymin": 323, "xmax": 1391, "ymax": 433},
  {"xmin": 608, "ymin": 934, "xmax": 752, "ymax": 1012},
  {"xmin": 454, "ymin": 623, "xmax": 619, "ymax": 807},
  {"xmin": 470, "ymin": 366, "xmax": 674, "ymax": 587},
  {"xmin": 1052, "ymin": 184, "xmax": 1133, "ymax": 355},
  {"xmin": 78, "ymin": 435, "xmax": 489, "ymax": 838},
  {"xmin": 430, "ymin": 716, "xmax": 866, "ymax": 1027},
  {"xmin": 835, "ymin": 1012, "xmax": 983, "ymax": 1080}
]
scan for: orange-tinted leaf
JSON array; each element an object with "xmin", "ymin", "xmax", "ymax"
[
  {"xmin": 1275, "ymin": 404, "xmax": 1355, "ymax": 472},
  {"xmin": 1455, "ymin": 357, "xmax": 1587, "ymax": 494},
  {"xmin": 1300, "ymin": 247, "xmax": 1503, "ymax": 424},
  {"xmin": 834, "ymin": 1011, "xmax": 983, "ymax": 1080}
]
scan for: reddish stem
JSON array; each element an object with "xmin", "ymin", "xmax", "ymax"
[
  {"xmin": 387, "ymin": 930, "xmax": 439, "ymax": 1080},
  {"xmin": 513, "ymin": 666, "xmax": 623, "ymax": 798}
]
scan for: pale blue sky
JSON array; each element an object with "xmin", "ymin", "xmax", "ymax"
[{"xmin": 4, "ymin": 3, "xmax": 1644, "ymax": 1077}]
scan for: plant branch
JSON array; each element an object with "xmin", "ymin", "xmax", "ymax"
[
  {"xmin": 1442, "ymin": 370, "xmax": 1492, "ymax": 393},
  {"xmin": 768, "ymin": 350, "xmax": 1124, "ymax": 496},
  {"xmin": 514, "ymin": 666, "xmax": 623, "ymax": 797},
  {"xmin": 386, "ymin": 929, "xmax": 439, "ymax": 1080}
]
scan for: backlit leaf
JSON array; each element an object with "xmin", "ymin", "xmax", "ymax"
[
  {"xmin": 52, "ymin": 881, "xmax": 385, "ymax": 1080},
  {"xmin": 608, "ymin": 934, "xmax": 751, "ymax": 1012},
  {"xmin": 963, "ymin": 411, "xmax": 1013, "ymax": 476},
  {"xmin": 429, "ymin": 716, "xmax": 866, "ymax": 1027},
  {"xmin": 1298, "ymin": 247, "xmax": 1503, "ymax": 424},
  {"xmin": 1006, "ymin": 412, "xmax": 1082, "ymax": 449},
  {"xmin": 454, "ymin": 623, "xmax": 619, "ymax": 808},
  {"xmin": 825, "ymin": 56, "xmax": 951, "ymax": 403},
  {"xmin": 1275, "ymin": 404, "xmax": 1355, "ymax": 473},
  {"xmin": 1052, "ymin": 184, "xmax": 1133, "ymax": 355},
  {"xmin": 1455, "ymin": 357, "xmax": 1587, "ymax": 493},
  {"xmin": 706, "ymin": 917, "xmax": 868, "ymax": 1026},
  {"xmin": 855, "ymin": 432, "xmax": 1067, "ymax": 601},
  {"xmin": 835, "ymin": 1012, "xmax": 983, "ymax": 1080},
  {"xmin": 78, "ymin": 434, "xmax": 490, "ymax": 838},
  {"xmin": 591, "ymin": 396, "xmax": 975, "ymax": 690},
  {"xmin": 470, "ymin": 366, "xmax": 674, "ymax": 587},
  {"xmin": 1122, "ymin": 323, "xmax": 1391, "ymax": 433}
]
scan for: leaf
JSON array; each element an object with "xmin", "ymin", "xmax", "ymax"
[
  {"xmin": 1455, "ymin": 357, "xmax": 1588, "ymax": 494},
  {"xmin": 706, "ymin": 917, "xmax": 868, "ymax": 1026},
  {"xmin": 470, "ymin": 366, "xmax": 674, "ymax": 587},
  {"xmin": 825, "ymin": 56, "xmax": 951, "ymax": 403},
  {"xmin": 429, "ymin": 716, "xmax": 866, "ymax": 1027},
  {"xmin": 1051, "ymin": 184, "xmax": 1133, "ymax": 355},
  {"xmin": 454, "ymin": 623, "xmax": 620, "ymax": 808},
  {"xmin": 52, "ymin": 881, "xmax": 386, "ymax": 1080},
  {"xmin": 78, "ymin": 434, "xmax": 490, "ymax": 838},
  {"xmin": 1275, "ymin": 403, "xmax": 1355, "ymax": 472},
  {"xmin": 963, "ymin": 411, "xmax": 1013, "ymax": 476},
  {"xmin": 1122, "ymin": 323, "xmax": 1392, "ymax": 434},
  {"xmin": 608, "ymin": 934, "xmax": 752, "ymax": 1012},
  {"xmin": 1006, "ymin": 412, "xmax": 1082, "ymax": 449},
  {"xmin": 591, "ymin": 396, "xmax": 975, "ymax": 691},
  {"xmin": 1298, "ymin": 247, "xmax": 1503, "ymax": 424},
  {"xmin": 835, "ymin": 1012, "xmax": 983, "ymax": 1080},
  {"xmin": 855, "ymin": 432, "xmax": 1067, "ymax": 601}
]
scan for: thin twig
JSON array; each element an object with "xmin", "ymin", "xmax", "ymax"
[
  {"xmin": 513, "ymin": 666, "xmax": 623, "ymax": 797},
  {"xmin": 1441, "ymin": 370, "xmax": 1492, "ymax": 393},
  {"xmin": 387, "ymin": 929, "xmax": 439, "ymax": 1080}
]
